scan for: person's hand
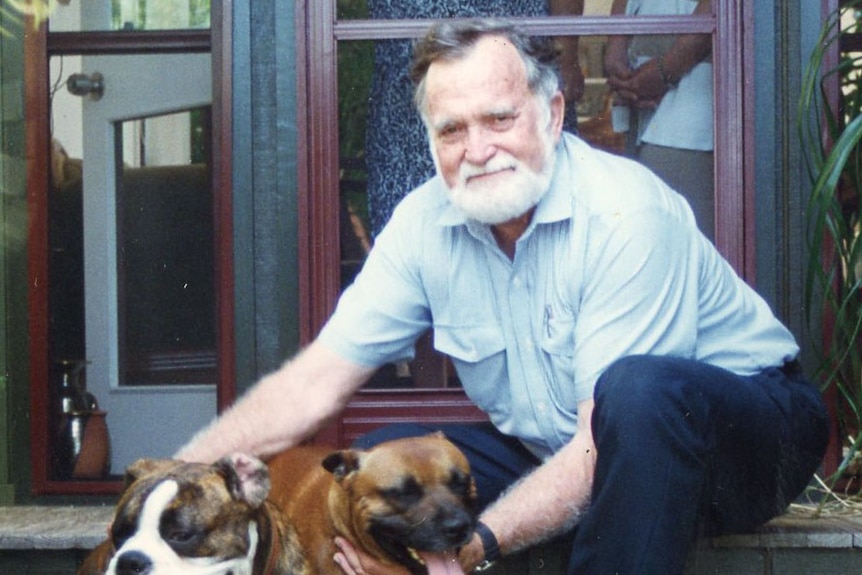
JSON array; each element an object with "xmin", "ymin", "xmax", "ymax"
[
  {"xmin": 333, "ymin": 537, "xmax": 408, "ymax": 575},
  {"xmin": 606, "ymin": 57, "xmax": 667, "ymax": 109}
]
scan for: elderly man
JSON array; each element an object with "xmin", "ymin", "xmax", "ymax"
[{"xmin": 179, "ymin": 19, "xmax": 828, "ymax": 575}]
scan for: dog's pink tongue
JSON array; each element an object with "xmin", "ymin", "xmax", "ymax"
[{"xmin": 419, "ymin": 551, "xmax": 465, "ymax": 575}]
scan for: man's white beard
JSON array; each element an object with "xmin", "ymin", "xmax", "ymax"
[{"xmin": 438, "ymin": 129, "xmax": 557, "ymax": 225}]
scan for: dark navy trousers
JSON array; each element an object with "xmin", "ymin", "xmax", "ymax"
[{"xmin": 355, "ymin": 355, "xmax": 829, "ymax": 575}]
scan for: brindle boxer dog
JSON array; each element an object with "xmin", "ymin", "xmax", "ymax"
[
  {"xmin": 77, "ymin": 434, "xmax": 476, "ymax": 575},
  {"xmin": 77, "ymin": 453, "xmax": 305, "ymax": 575}
]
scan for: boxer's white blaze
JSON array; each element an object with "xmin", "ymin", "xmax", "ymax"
[
  {"xmin": 108, "ymin": 480, "xmax": 185, "ymax": 574},
  {"xmin": 108, "ymin": 479, "xmax": 258, "ymax": 575}
]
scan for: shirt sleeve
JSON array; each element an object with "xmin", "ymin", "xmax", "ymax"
[
  {"xmin": 572, "ymin": 206, "xmax": 700, "ymax": 393},
  {"xmin": 317, "ymin": 201, "xmax": 433, "ymax": 367}
]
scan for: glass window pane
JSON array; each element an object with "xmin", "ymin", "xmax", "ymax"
[
  {"xmin": 49, "ymin": 0, "xmax": 210, "ymax": 32},
  {"xmin": 604, "ymin": 32, "xmax": 714, "ymax": 238},
  {"xmin": 338, "ymin": 28, "xmax": 714, "ymax": 389},
  {"xmin": 49, "ymin": 55, "xmax": 86, "ymax": 371},
  {"xmin": 116, "ymin": 108, "xmax": 215, "ymax": 386}
]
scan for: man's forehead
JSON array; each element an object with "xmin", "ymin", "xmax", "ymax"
[
  {"xmin": 426, "ymin": 34, "xmax": 525, "ymax": 83},
  {"xmin": 424, "ymin": 35, "xmax": 529, "ymax": 118}
]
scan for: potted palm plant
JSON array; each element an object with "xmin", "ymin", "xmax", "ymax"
[{"xmin": 800, "ymin": 0, "xmax": 862, "ymax": 502}]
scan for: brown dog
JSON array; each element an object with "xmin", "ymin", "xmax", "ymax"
[
  {"xmin": 268, "ymin": 433, "xmax": 477, "ymax": 575},
  {"xmin": 77, "ymin": 434, "xmax": 476, "ymax": 575}
]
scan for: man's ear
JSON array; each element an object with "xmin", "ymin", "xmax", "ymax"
[{"xmin": 549, "ymin": 91, "xmax": 566, "ymax": 141}]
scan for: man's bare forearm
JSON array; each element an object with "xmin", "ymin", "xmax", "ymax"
[
  {"xmin": 459, "ymin": 400, "xmax": 596, "ymax": 570},
  {"xmin": 176, "ymin": 341, "xmax": 375, "ymax": 463}
]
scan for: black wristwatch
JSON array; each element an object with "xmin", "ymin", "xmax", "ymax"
[{"xmin": 473, "ymin": 521, "xmax": 501, "ymax": 572}]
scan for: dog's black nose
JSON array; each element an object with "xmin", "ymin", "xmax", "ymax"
[
  {"xmin": 116, "ymin": 550, "xmax": 153, "ymax": 575},
  {"xmin": 441, "ymin": 513, "xmax": 473, "ymax": 544}
]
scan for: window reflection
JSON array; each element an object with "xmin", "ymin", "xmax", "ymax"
[
  {"xmin": 337, "ymin": 11, "xmax": 716, "ymax": 390},
  {"xmin": 116, "ymin": 110, "xmax": 215, "ymax": 386},
  {"xmin": 606, "ymin": 0, "xmax": 714, "ymax": 238},
  {"xmin": 49, "ymin": 0, "xmax": 211, "ymax": 32}
]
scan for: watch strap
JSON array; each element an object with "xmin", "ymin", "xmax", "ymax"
[{"xmin": 475, "ymin": 521, "xmax": 501, "ymax": 563}]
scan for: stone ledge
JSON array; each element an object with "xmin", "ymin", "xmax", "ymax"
[
  {"xmin": 710, "ymin": 510, "xmax": 862, "ymax": 550},
  {"xmin": 0, "ymin": 506, "xmax": 112, "ymax": 550},
  {"xmin": 1, "ymin": 505, "xmax": 861, "ymax": 553}
]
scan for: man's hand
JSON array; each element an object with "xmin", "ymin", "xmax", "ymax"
[{"xmin": 333, "ymin": 537, "xmax": 408, "ymax": 575}]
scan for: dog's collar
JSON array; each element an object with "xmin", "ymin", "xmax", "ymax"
[{"xmin": 257, "ymin": 503, "xmax": 281, "ymax": 575}]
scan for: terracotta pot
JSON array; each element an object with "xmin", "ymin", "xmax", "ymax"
[{"xmin": 59, "ymin": 410, "xmax": 111, "ymax": 480}]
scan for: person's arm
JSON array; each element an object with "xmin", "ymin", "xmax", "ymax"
[
  {"xmin": 607, "ymin": 0, "xmax": 712, "ymax": 107},
  {"xmin": 604, "ymin": 0, "xmax": 633, "ymax": 82},
  {"xmin": 176, "ymin": 340, "xmax": 377, "ymax": 463},
  {"xmin": 457, "ymin": 399, "xmax": 596, "ymax": 571},
  {"xmin": 549, "ymin": 0, "xmax": 586, "ymax": 105}
]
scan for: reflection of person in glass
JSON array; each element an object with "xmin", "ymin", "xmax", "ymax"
[
  {"xmin": 365, "ymin": 0, "xmax": 584, "ymax": 237},
  {"xmin": 179, "ymin": 19, "xmax": 828, "ymax": 575},
  {"xmin": 605, "ymin": 0, "xmax": 715, "ymax": 239}
]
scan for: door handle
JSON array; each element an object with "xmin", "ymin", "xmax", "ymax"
[{"xmin": 66, "ymin": 72, "xmax": 104, "ymax": 101}]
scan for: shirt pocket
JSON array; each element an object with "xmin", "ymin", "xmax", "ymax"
[
  {"xmin": 433, "ymin": 323, "xmax": 509, "ymax": 421},
  {"xmin": 540, "ymin": 309, "xmax": 579, "ymax": 411},
  {"xmin": 541, "ymin": 307, "xmax": 575, "ymax": 357},
  {"xmin": 434, "ymin": 323, "xmax": 506, "ymax": 363}
]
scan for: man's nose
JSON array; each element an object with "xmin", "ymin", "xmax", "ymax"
[{"xmin": 463, "ymin": 126, "xmax": 496, "ymax": 165}]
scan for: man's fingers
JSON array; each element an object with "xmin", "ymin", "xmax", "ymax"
[{"xmin": 334, "ymin": 537, "xmax": 363, "ymax": 575}]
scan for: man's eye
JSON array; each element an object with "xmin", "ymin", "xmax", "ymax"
[
  {"xmin": 438, "ymin": 125, "xmax": 463, "ymax": 140},
  {"xmin": 489, "ymin": 114, "xmax": 515, "ymax": 130}
]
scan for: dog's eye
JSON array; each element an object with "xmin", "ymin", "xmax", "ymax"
[
  {"xmin": 381, "ymin": 477, "xmax": 423, "ymax": 507},
  {"xmin": 448, "ymin": 470, "xmax": 472, "ymax": 497},
  {"xmin": 166, "ymin": 528, "xmax": 196, "ymax": 545}
]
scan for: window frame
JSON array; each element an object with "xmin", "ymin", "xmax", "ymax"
[
  {"xmin": 297, "ymin": 1, "xmax": 754, "ymax": 446},
  {"xmin": 26, "ymin": 3, "xmax": 233, "ymax": 495}
]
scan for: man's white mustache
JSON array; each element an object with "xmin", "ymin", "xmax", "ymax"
[{"xmin": 459, "ymin": 156, "xmax": 519, "ymax": 184}]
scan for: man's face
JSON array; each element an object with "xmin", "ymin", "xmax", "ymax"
[{"xmin": 423, "ymin": 35, "xmax": 564, "ymax": 224}]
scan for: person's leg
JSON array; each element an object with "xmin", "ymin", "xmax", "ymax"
[
  {"xmin": 568, "ymin": 355, "xmax": 828, "ymax": 575},
  {"xmin": 637, "ymin": 143, "xmax": 715, "ymax": 240},
  {"xmin": 354, "ymin": 422, "xmax": 541, "ymax": 510}
]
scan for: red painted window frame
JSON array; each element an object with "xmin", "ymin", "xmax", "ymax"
[{"xmin": 26, "ymin": 4, "xmax": 234, "ymax": 495}]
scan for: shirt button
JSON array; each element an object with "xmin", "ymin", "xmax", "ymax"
[
  {"xmin": 537, "ymin": 402, "xmax": 547, "ymax": 413},
  {"xmin": 512, "ymin": 276, "xmax": 521, "ymax": 287}
]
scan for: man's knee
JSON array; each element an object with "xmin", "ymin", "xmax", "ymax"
[
  {"xmin": 595, "ymin": 355, "xmax": 695, "ymax": 410},
  {"xmin": 592, "ymin": 355, "xmax": 713, "ymax": 439}
]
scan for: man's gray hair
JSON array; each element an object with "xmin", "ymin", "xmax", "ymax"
[{"xmin": 410, "ymin": 19, "xmax": 562, "ymax": 122}]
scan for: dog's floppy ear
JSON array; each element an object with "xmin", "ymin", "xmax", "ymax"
[
  {"xmin": 216, "ymin": 453, "xmax": 271, "ymax": 507},
  {"xmin": 322, "ymin": 449, "xmax": 363, "ymax": 482}
]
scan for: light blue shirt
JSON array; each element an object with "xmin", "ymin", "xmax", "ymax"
[{"xmin": 319, "ymin": 134, "xmax": 799, "ymax": 458}]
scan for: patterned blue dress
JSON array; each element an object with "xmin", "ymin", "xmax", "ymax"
[{"xmin": 364, "ymin": 1, "xmax": 550, "ymax": 236}]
